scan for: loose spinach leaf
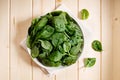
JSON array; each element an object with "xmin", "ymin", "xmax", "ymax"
[
  {"xmin": 80, "ymin": 9, "xmax": 89, "ymax": 20},
  {"xmin": 31, "ymin": 46, "xmax": 39, "ymax": 58},
  {"xmin": 92, "ymin": 40, "xmax": 102, "ymax": 52},
  {"xmin": 84, "ymin": 58, "xmax": 96, "ymax": 67}
]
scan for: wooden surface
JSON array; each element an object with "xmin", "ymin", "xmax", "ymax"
[{"xmin": 0, "ymin": 0, "xmax": 118, "ymax": 80}]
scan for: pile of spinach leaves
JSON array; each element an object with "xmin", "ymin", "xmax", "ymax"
[{"xmin": 26, "ymin": 11, "xmax": 84, "ymax": 67}]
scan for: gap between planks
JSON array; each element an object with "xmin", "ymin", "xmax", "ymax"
[
  {"xmin": 9, "ymin": 0, "xmax": 11, "ymax": 80},
  {"xmin": 100, "ymin": 0, "xmax": 102, "ymax": 80}
]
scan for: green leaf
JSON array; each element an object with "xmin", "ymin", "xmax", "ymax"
[
  {"xmin": 62, "ymin": 56, "xmax": 77, "ymax": 66},
  {"xmin": 31, "ymin": 17, "xmax": 39, "ymax": 26},
  {"xmin": 31, "ymin": 46, "xmax": 39, "ymax": 58},
  {"xmin": 80, "ymin": 9, "xmax": 89, "ymax": 20},
  {"xmin": 63, "ymin": 42, "xmax": 71, "ymax": 52},
  {"xmin": 30, "ymin": 17, "xmax": 48, "ymax": 37},
  {"xmin": 70, "ymin": 44, "xmax": 81, "ymax": 55},
  {"xmin": 41, "ymin": 58, "xmax": 61, "ymax": 67},
  {"xmin": 84, "ymin": 58, "xmax": 96, "ymax": 67},
  {"xmin": 39, "ymin": 40, "xmax": 53, "ymax": 52},
  {"xmin": 70, "ymin": 29, "xmax": 84, "ymax": 46},
  {"xmin": 58, "ymin": 45, "xmax": 64, "ymax": 53},
  {"xmin": 51, "ymin": 11, "xmax": 62, "ymax": 16},
  {"xmin": 35, "ymin": 17, "xmax": 48, "ymax": 28},
  {"xmin": 36, "ymin": 25, "xmax": 54, "ymax": 39},
  {"xmin": 51, "ymin": 33, "xmax": 67, "ymax": 47},
  {"xmin": 26, "ymin": 35, "xmax": 31, "ymax": 48},
  {"xmin": 52, "ymin": 12, "xmax": 67, "ymax": 32},
  {"xmin": 38, "ymin": 51, "xmax": 47, "ymax": 59},
  {"xmin": 92, "ymin": 40, "xmax": 102, "ymax": 52},
  {"xmin": 53, "ymin": 16, "xmax": 66, "ymax": 32},
  {"xmin": 49, "ymin": 51, "xmax": 63, "ymax": 62}
]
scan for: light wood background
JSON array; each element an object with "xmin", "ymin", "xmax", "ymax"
[{"xmin": 0, "ymin": 0, "xmax": 119, "ymax": 80}]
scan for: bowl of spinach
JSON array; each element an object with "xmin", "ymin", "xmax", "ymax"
[{"xmin": 26, "ymin": 11, "xmax": 84, "ymax": 68}]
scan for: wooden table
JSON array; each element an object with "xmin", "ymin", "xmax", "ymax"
[{"xmin": 1, "ymin": 0, "xmax": 120, "ymax": 80}]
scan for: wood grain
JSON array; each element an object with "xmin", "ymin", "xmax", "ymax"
[
  {"xmin": 0, "ymin": 0, "xmax": 116, "ymax": 80},
  {"xmin": 113, "ymin": 0, "xmax": 120, "ymax": 80},
  {"xmin": 101, "ymin": 0, "xmax": 113, "ymax": 80},
  {"xmin": 10, "ymin": 0, "xmax": 32, "ymax": 80},
  {"xmin": 79, "ymin": 0, "xmax": 101, "ymax": 80},
  {"xmin": 0, "ymin": 0, "xmax": 9, "ymax": 80}
]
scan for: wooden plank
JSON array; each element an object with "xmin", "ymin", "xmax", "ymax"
[
  {"xmin": 55, "ymin": 0, "xmax": 78, "ymax": 80},
  {"xmin": 79, "ymin": 0, "xmax": 101, "ymax": 80},
  {"xmin": 113, "ymin": 0, "xmax": 120, "ymax": 80},
  {"xmin": 10, "ymin": 0, "xmax": 32, "ymax": 80},
  {"xmin": 101, "ymin": 0, "xmax": 113, "ymax": 80},
  {"xmin": 0, "ymin": 0, "xmax": 9, "ymax": 80},
  {"xmin": 32, "ymin": 0, "xmax": 55, "ymax": 80}
]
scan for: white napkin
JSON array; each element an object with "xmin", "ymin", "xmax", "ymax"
[{"xmin": 20, "ymin": 4, "xmax": 92, "ymax": 75}]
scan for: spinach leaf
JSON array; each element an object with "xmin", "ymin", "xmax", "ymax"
[
  {"xmin": 31, "ymin": 17, "xmax": 39, "ymax": 26},
  {"xmin": 49, "ymin": 51, "xmax": 63, "ymax": 62},
  {"xmin": 38, "ymin": 50, "xmax": 48, "ymax": 59},
  {"xmin": 53, "ymin": 16, "xmax": 66, "ymax": 32},
  {"xmin": 69, "ymin": 28, "xmax": 83, "ymax": 46},
  {"xmin": 41, "ymin": 58, "xmax": 61, "ymax": 67},
  {"xmin": 51, "ymin": 11, "xmax": 62, "ymax": 16},
  {"xmin": 26, "ymin": 35, "xmax": 31, "ymax": 48},
  {"xmin": 58, "ymin": 45, "xmax": 65, "ymax": 53},
  {"xmin": 63, "ymin": 42, "xmax": 71, "ymax": 52},
  {"xmin": 51, "ymin": 33, "xmax": 67, "ymax": 47},
  {"xmin": 39, "ymin": 40, "xmax": 53, "ymax": 52},
  {"xmin": 31, "ymin": 46, "xmax": 39, "ymax": 58},
  {"xmin": 80, "ymin": 9, "xmax": 89, "ymax": 20},
  {"xmin": 84, "ymin": 58, "xmax": 96, "ymax": 67},
  {"xmin": 92, "ymin": 40, "xmax": 102, "ymax": 52},
  {"xmin": 70, "ymin": 44, "xmax": 81, "ymax": 55},
  {"xmin": 62, "ymin": 55, "xmax": 77, "ymax": 66},
  {"xmin": 52, "ymin": 12, "xmax": 67, "ymax": 32},
  {"xmin": 36, "ymin": 25, "xmax": 54, "ymax": 39},
  {"xmin": 31, "ymin": 17, "xmax": 48, "ymax": 37}
]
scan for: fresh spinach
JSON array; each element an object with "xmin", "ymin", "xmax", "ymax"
[
  {"xmin": 84, "ymin": 58, "xmax": 96, "ymax": 67},
  {"xmin": 51, "ymin": 33, "xmax": 67, "ymax": 47},
  {"xmin": 31, "ymin": 46, "xmax": 39, "ymax": 58},
  {"xmin": 39, "ymin": 40, "xmax": 53, "ymax": 52},
  {"xmin": 80, "ymin": 9, "xmax": 89, "ymax": 20},
  {"xmin": 63, "ymin": 42, "xmax": 71, "ymax": 52},
  {"xmin": 26, "ymin": 11, "xmax": 84, "ymax": 67},
  {"xmin": 92, "ymin": 40, "xmax": 102, "ymax": 52}
]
